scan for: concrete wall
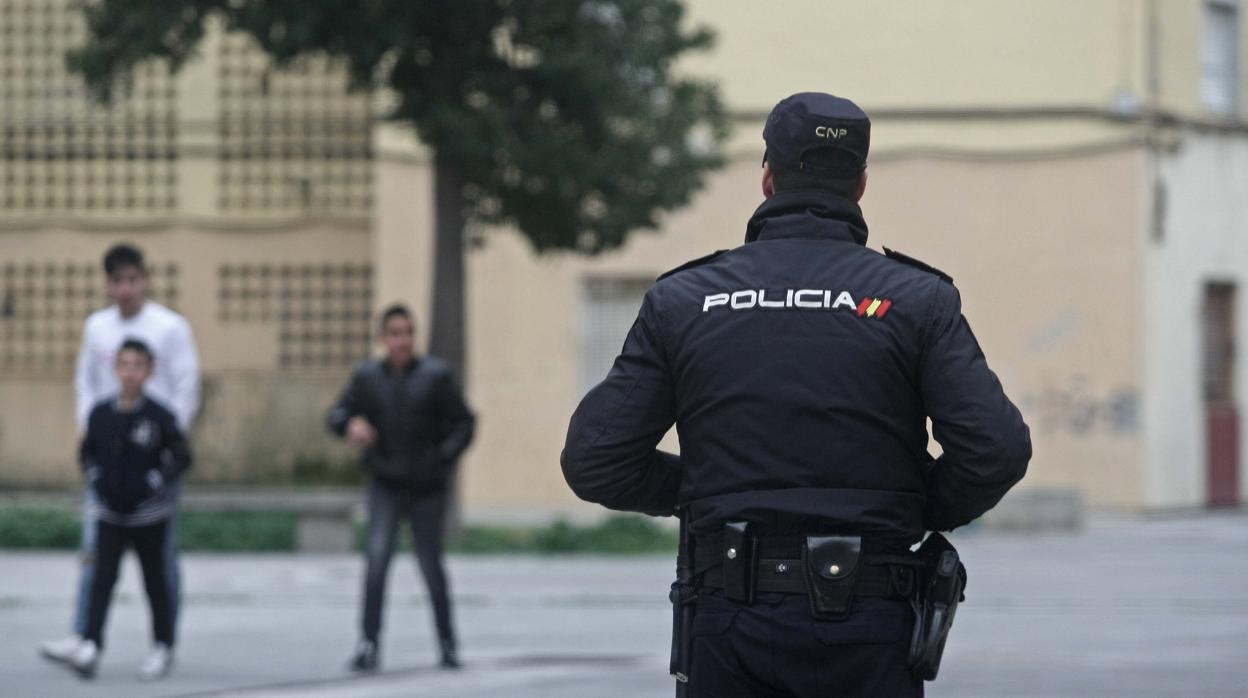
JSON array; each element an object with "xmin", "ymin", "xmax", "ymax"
[
  {"xmin": 868, "ymin": 150, "xmax": 1149, "ymax": 507},
  {"xmin": 1153, "ymin": 0, "xmax": 1248, "ymax": 118},
  {"xmin": 0, "ymin": 223, "xmax": 369, "ymax": 485},
  {"xmin": 681, "ymin": 0, "xmax": 1142, "ymax": 112},
  {"xmin": 1147, "ymin": 133, "xmax": 1248, "ymax": 506},
  {"xmin": 373, "ymin": 145, "xmax": 1148, "ymax": 518}
]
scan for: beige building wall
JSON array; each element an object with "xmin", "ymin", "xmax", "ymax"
[
  {"xmin": 681, "ymin": 0, "xmax": 1142, "ymax": 112},
  {"xmin": 429, "ymin": 147, "xmax": 1148, "ymax": 518},
  {"xmin": 375, "ymin": 1, "xmax": 1229, "ymax": 516},
  {"xmin": 0, "ymin": 5, "xmax": 375, "ymax": 487},
  {"xmin": 0, "ymin": 224, "xmax": 369, "ymax": 486},
  {"xmin": 5, "ymin": 0, "xmax": 1245, "ymax": 516},
  {"xmin": 1147, "ymin": 133, "xmax": 1248, "ymax": 507}
]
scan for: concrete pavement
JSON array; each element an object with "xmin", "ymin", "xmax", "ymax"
[{"xmin": 1, "ymin": 512, "xmax": 1246, "ymax": 697}]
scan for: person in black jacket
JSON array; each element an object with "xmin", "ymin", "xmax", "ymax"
[
  {"xmin": 63, "ymin": 338, "xmax": 191, "ymax": 680},
  {"xmin": 562, "ymin": 92, "xmax": 1031, "ymax": 697},
  {"xmin": 328, "ymin": 303, "xmax": 476, "ymax": 672}
]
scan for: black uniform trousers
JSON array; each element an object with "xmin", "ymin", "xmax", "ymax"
[
  {"xmin": 84, "ymin": 520, "xmax": 173, "ymax": 649},
  {"xmin": 689, "ymin": 589, "xmax": 922, "ymax": 697},
  {"xmin": 361, "ymin": 478, "xmax": 455, "ymax": 647}
]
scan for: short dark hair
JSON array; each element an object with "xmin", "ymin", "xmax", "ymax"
[
  {"xmin": 767, "ymin": 149, "xmax": 864, "ymax": 198},
  {"xmin": 103, "ymin": 244, "xmax": 147, "ymax": 276},
  {"xmin": 118, "ymin": 338, "xmax": 154, "ymax": 364},
  {"xmin": 379, "ymin": 303, "xmax": 414, "ymax": 330}
]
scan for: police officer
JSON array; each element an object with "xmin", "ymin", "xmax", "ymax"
[{"xmin": 562, "ymin": 92, "xmax": 1031, "ymax": 697}]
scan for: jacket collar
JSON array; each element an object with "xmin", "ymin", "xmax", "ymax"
[
  {"xmin": 383, "ymin": 355, "xmax": 421, "ymax": 377},
  {"xmin": 744, "ymin": 189, "xmax": 869, "ymax": 246}
]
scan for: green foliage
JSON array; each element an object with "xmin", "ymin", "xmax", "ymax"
[
  {"xmin": 68, "ymin": 0, "xmax": 729, "ymax": 254},
  {"xmin": 289, "ymin": 453, "xmax": 364, "ymax": 487},
  {"xmin": 0, "ymin": 508, "xmax": 80, "ymax": 548},
  {"xmin": 0, "ymin": 508, "xmax": 296, "ymax": 552},
  {"xmin": 358, "ymin": 513, "xmax": 676, "ymax": 554},
  {"xmin": 0, "ymin": 507, "xmax": 673, "ymax": 554},
  {"xmin": 177, "ymin": 511, "xmax": 297, "ymax": 551},
  {"xmin": 447, "ymin": 514, "xmax": 677, "ymax": 554}
]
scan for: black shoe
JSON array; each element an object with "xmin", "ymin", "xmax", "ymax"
[
  {"xmin": 349, "ymin": 640, "xmax": 379, "ymax": 673},
  {"xmin": 439, "ymin": 638, "xmax": 461, "ymax": 670}
]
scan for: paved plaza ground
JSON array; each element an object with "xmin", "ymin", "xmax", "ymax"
[{"xmin": 1, "ymin": 512, "xmax": 1246, "ymax": 697}]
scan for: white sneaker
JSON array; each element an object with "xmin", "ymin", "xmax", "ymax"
[
  {"xmin": 38, "ymin": 635, "xmax": 83, "ymax": 664},
  {"xmin": 137, "ymin": 643, "xmax": 173, "ymax": 681},
  {"xmin": 68, "ymin": 640, "xmax": 99, "ymax": 679}
]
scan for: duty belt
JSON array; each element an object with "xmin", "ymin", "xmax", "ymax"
[{"xmin": 691, "ymin": 526, "xmax": 922, "ymax": 614}]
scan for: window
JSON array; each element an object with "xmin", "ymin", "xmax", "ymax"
[
  {"xmin": 581, "ymin": 277, "xmax": 653, "ymax": 393},
  {"xmin": 1202, "ymin": 281, "xmax": 1236, "ymax": 404},
  {"xmin": 1202, "ymin": 0, "xmax": 1241, "ymax": 115}
]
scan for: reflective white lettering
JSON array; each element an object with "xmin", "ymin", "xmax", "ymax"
[
  {"xmin": 731, "ymin": 290, "xmax": 758, "ymax": 309},
  {"xmin": 758, "ymin": 289, "xmax": 785, "ymax": 308},
  {"xmin": 702, "ymin": 293, "xmax": 729, "ymax": 312},
  {"xmin": 794, "ymin": 289, "xmax": 823, "ymax": 308},
  {"xmin": 831, "ymin": 291, "xmax": 857, "ymax": 310}
]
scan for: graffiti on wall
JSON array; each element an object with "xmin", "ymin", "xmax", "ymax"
[{"xmin": 1021, "ymin": 375, "xmax": 1139, "ymax": 437}]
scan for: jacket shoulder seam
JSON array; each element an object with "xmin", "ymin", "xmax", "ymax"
[
  {"xmin": 882, "ymin": 246, "xmax": 954, "ymax": 284},
  {"xmin": 656, "ymin": 250, "xmax": 729, "ymax": 282}
]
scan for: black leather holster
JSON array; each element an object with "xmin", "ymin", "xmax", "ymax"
[{"xmin": 908, "ymin": 532, "xmax": 967, "ymax": 681}]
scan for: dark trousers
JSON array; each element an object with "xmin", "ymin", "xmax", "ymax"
[
  {"xmin": 83, "ymin": 520, "xmax": 173, "ymax": 650},
  {"xmin": 689, "ymin": 590, "xmax": 923, "ymax": 698},
  {"xmin": 361, "ymin": 479, "xmax": 455, "ymax": 648}
]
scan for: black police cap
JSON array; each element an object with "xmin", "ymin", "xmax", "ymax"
[{"xmin": 763, "ymin": 92, "xmax": 870, "ymax": 175}]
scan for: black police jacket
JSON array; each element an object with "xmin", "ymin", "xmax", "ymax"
[
  {"xmin": 328, "ymin": 356, "xmax": 476, "ymax": 491},
  {"xmin": 562, "ymin": 189, "xmax": 1031, "ymax": 546}
]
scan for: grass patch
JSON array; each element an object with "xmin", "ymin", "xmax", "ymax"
[
  {"xmin": 0, "ymin": 507, "xmax": 79, "ymax": 548},
  {"xmin": 0, "ymin": 506, "xmax": 675, "ymax": 555},
  {"xmin": 448, "ymin": 515, "xmax": 677, "ymax": 555},
  {"xmin": 0, "ymin": 507, "xmax": 295, "ymax": 552},
  {"xmin": 178, "ymin": 511, "xmax": 297, "ymax": 552}
]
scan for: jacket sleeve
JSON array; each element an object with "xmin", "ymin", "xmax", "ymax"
[
  {"xmin": 326, "ymin": 368, "xmax": 366, "ymax": 437},
  {"xmin": 436, "ymin": 370, "xmax": 476, "ymax": 463},
  {"xmin": 919, "ymin": 282, "xmax": 1031, "ymax": 531},
  {"xmin": 80, "ymin": 406, "xmax": 100, "ymax": 483},
  {"xmin": 561, "ymin": 291, "xmax": 681, "ymax": 517}
]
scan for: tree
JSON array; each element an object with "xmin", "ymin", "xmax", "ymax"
[{"xmin": 69, "ymin": 0, "xmax": 728, "ymax": 379}]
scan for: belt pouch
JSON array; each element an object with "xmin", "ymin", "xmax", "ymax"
[
  {"xmin": 722, "ymin": 522, "xmax": 756, "ymax": 603},
  {"xmin": 802, "ymin": 535, "xmax": 862, "ymax": 619}
]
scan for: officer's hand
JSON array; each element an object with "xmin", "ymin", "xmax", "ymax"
[{"xmin": 346, "ymin": 416, "xmax": 378, "ymax": 448}]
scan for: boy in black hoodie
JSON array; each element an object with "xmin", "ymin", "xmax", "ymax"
[{"xmin": 66, "ymin": 338, "xmax": 191, "ymax": 680}]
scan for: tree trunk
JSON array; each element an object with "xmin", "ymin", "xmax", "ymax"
[
  {"xmin": 430, "ymin": 151, "xmax": 468, "ymax": 536},
  {"xmin": 429, "ymin": 151, "xmax": 467, "ymax": 382}
]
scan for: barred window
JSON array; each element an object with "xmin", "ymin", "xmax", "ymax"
[
  {"xmin": 217, "ymin": 35, "xmax": 372, "ymax": 216},
  {"xmin": 581, "ymin": 277, "xmax": 653, "ymax": 394},
  {"xmin": 218, "ymin": 262, "xmax": 373, "ymax": 368},
  {"xmin": 0, "ymin": 0, "xmax": 178, "ymax": 215},
  {"xmin": 1202, "ymin": 0, "xmax": 1241, "ymax": 115},
  {"xmin": 0, "ymin": 260, "xmax": 179, "ymax": 373}
]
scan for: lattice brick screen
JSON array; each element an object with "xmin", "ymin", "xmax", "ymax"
[
  {"xmin": 0, "ymin": 0, "xmax": 177, "ymax": 215},
  {"xmin": 217, "ymin": 262, "xmax": 373, "ymax": 368},
  {"xmin": 0, "ymin": 260, "xmax": 180, "ymax": 373},
  {"xmin": 217, "ymin": 34, "xmax": 372, "ymax": 216}
]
